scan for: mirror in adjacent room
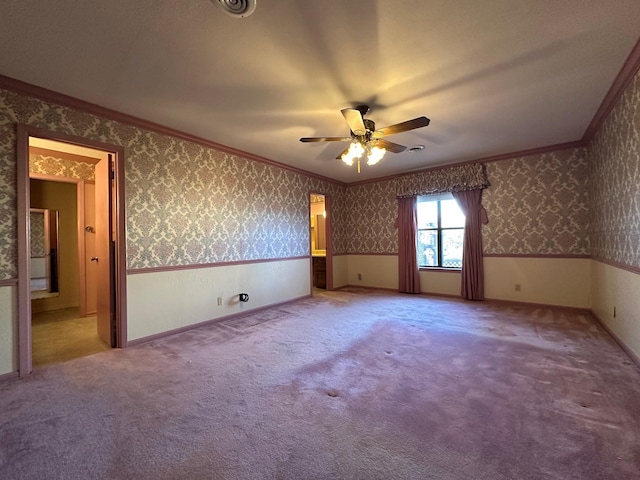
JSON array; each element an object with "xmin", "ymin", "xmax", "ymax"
[
  {"xmin": 30, "ymin": 208, "xmax": 60, "ymax": 300},
  {"xmin": 310, "ymin": 194, "xmax": 326, "ymax": 255}
]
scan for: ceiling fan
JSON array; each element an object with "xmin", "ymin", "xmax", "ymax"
[{"xmin": 300, "ymin": 105, "xmax": 430, "ymax": 172}]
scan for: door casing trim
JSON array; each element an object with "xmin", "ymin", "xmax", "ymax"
[{"xmin": 16, "ymin": 124, "xmax": 127, "ymax": 376}]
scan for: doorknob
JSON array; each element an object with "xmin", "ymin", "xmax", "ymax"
[{"xmin": 90, "ymin": 257, "xmax": 99, "ymax": 262}]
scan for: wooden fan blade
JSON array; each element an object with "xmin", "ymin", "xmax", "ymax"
[
  {"xmin": 341, "ymin": 108, "xmax": 367, "ymax": 135},
  {"xmin": 371, "ymin": 138, "xmax": 407, "ymax": 154},
  {"xmin": 335, "ymin": 145, "xmax": 350, "ymax": 160},
  {"xmin": 373, "ymin": 116, "xmax": 430, "ymax": 138},
  {"xmin": 300, "ymin": 136, "xmax": 352, "ymax": 142}
]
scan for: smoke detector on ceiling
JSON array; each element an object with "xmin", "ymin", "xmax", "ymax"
[{"xmin": 214, "ymin": 0, "xmax": 257, "ymax": 18}]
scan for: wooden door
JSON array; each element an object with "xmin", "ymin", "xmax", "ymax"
[
  {"xmin": 84, "ymin": 182, "xmax": 98, "ymax": 315},
  {"xmin": 95, "ymin": 156, "xmax": 114, "ymax": 346}
]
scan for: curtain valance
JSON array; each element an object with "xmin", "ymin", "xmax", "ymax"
[{"xmin": 395, "ymin": 163, "xmax": 489, "ymax": 198}]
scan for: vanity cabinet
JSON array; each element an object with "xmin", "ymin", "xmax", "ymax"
[{"xmin": 313, "ymin": 256, "xmax": 326, "ymax": 289}]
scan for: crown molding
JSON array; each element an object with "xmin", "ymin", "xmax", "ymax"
[
  {"xmin": 0, "ymin": 74, "xmax": 346, "ymax": 188},
  {"xmin": 347, "ymin": 140, "xmax": 584, "ymax": 187},
  {"xmin": 582, "ymin": 36, "xmax": 640, "ymax": 143}
]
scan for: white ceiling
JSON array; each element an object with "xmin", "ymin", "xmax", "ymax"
[{"xmin": 1, "ymin": 1, "xmax": 639, "ymax": 183}]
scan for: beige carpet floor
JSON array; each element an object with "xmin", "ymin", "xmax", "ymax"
[
  {"xmin": 2, "ymin": 289, "xmax": 640, "ymax": 479},
  {"xmin": 31, "ymin": 307, "xmax": 110, "ymax": 367}
]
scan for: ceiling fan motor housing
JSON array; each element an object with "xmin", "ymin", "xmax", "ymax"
[{"xmin": 352, "ymin": 119, "xmax": 376, "ymax": 141}]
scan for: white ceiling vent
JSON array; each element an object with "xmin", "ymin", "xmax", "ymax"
[{"xmin": 214, "ymin": 0, "xmax": 257, "ymax": 18}]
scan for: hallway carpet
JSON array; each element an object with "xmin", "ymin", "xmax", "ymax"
[{"xmin": 2, "ymin": 290, "xmax": 640, "ymax": 479}]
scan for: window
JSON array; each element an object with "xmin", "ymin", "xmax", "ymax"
[{"xmin": 417, "ymin": 193, "xmax": 465, "ymax": 269}]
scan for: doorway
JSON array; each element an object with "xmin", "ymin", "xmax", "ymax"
[
  {"xmin": 310, "ymin": 193, "xmax": 333, "ymax": 293},
  {"xmin": 16, "ymin": 125, "xmax": 127, "ymax": 375}
]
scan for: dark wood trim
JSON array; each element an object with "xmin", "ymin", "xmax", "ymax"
[
  {"xmin": 582, "ymin": 37, "xmax": 640, "ymax": 143},
  {"xmin": 127, "ymin": 294, "xmax": 311, "ymax": 346},
  {"xmin": 30, "ymin": 146, "xmax": 101, "ymax": 165},
  {"xmin": 126, "ymin": 255, "xmax": 310, "ymax": 275},
  {"xmin": 0, "ymin": 278, "xmax": 18, "ymax": 287},
  {"xmin": 0, "ymin": 74, "xmax": 345, "ymax": 188},
  {"xmin": 590, "ymin": 310, "xmax": 640, "ymax": 369},
  {"xmin": 483, "ymin": 253, "xmax": 591, "ymax": 259},
  {"xmin": 592, "ymin": 256, "xmax": 640, "ymax": 275}
]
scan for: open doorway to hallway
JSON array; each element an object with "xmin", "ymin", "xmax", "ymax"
[
  {"xmin": 28, "ymin": 138, "xmax": 110, "ymax": 366},
  {"xmin": 17, "ymin": 124, "xmax": 127, "ymax": 376},
  {"xmin": 310, "ymin": 194, "xmax": 327, "ymax": 294}
]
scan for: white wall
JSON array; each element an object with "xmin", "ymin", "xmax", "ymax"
[
  {"xmin": 346, "ymin": 255, "xmax": 398, "ymax": 289},
  {"xmin": 484, "ymin": 257, "xmax": 591, "ymax": 308},
  {"xmin": 340, "ymin": 255, "xmax": 591, "ymax": 309},
  {"xmin": 591, "ymin": 260, "xmax": 640, "ymax": 361},
  {"xmin": 420, "ymin": 269, "xmax": 461, "ymax": 296},
  {"xmin": 126, "ymin": 258, "xmax": 311, "ymax": 341},
  {"xmin": 332, "ymin": 254, "xmax": 348, "ymax": 289},
  {"xmin": 0, "ymin": 286, "xmax": 17, "ymax": 376}
]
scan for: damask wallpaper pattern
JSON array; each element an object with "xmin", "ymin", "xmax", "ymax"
[
  {"xmin": 587, "ymin": 70, "xmax": 640, "ymax": 270},
  {"xmin": 482, "ymin": 148, "xmax": 590, "ymax": 255},
  {"xmin": 343, "ymin": 179, "xmax": 399, "ymax": 254},
  {"xmin": 29, "ymin": 212, "xmax": 45, "ymax": 258},
  {"xmin": 29, "ymin": 153, "xmax": 95, "ymax": 181},
  {"xmin": 2, "ymin": 71, "xmax": 635, "ymax": 279},
  {"xmin": 342, "ymin": 150, "xmax": 590, "ymax": 256},
  {"xmin": 0, "ymin": 88, "xmax": 344, "ymax": 279}
]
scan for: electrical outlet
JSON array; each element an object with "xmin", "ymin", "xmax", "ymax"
[
  {"xmin": 358, "ymin": 273, "xmax": 362, "ymax": 280},
  {"xmin": 217, "ymin": 297, "xmax": 223, "ymax": 306},
  {"xmin": 515, "ymin": 283, "xmax": 521, "ymax": 292}
]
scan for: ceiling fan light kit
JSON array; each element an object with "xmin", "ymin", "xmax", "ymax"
[{"xmin": 300, "ymin": 105, "xmax": 430, "ymax": 173}]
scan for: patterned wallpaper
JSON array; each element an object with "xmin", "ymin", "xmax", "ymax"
[
  {"xmin": 2, "ymin": 69, "xmax": 637, "ymax": 279},
  {"xmin": 29, "ymin": 212, "xmax": 45, "ymax": 258},
  {"xmin": 29, "ymin": 153, "xmax": 95, "ymax": 181},
  {"xmin": 482, "ymin": 148, "xmax": 590, "ymax": 255},
  {"xmin": 0, "ymin": 92, "xmax": 16, "ymax": 279},
  {"xmin": 587, "ymin": 70, "xmax": 640, "ymax": 270},
  {"xmin": 125, "ymin": 137, "xmax": 344, "ymax": 268},
  {"xmin": 341, "ymin": 150, "xmax": 590, "ymax": 256},
  {"xmin": 0, "ymin": 88, "xmax": 344, "ymax": 278},
  {"xmin": 343, "ymin": 178, "xmax": 399, "ymax": 254}
]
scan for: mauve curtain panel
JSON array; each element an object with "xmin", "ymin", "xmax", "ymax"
[
  {"xmin": 452, "ymin": 189, "xmax": 489, "ymax": 300},
  {"xmin": 398, "ymin": 196, "xmax": 421, "ymax": 294}
]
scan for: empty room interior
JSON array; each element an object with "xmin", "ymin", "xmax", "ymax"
[{"xmin": 0, "ymin": 1, "xmax": 639, "ymax": 479}]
